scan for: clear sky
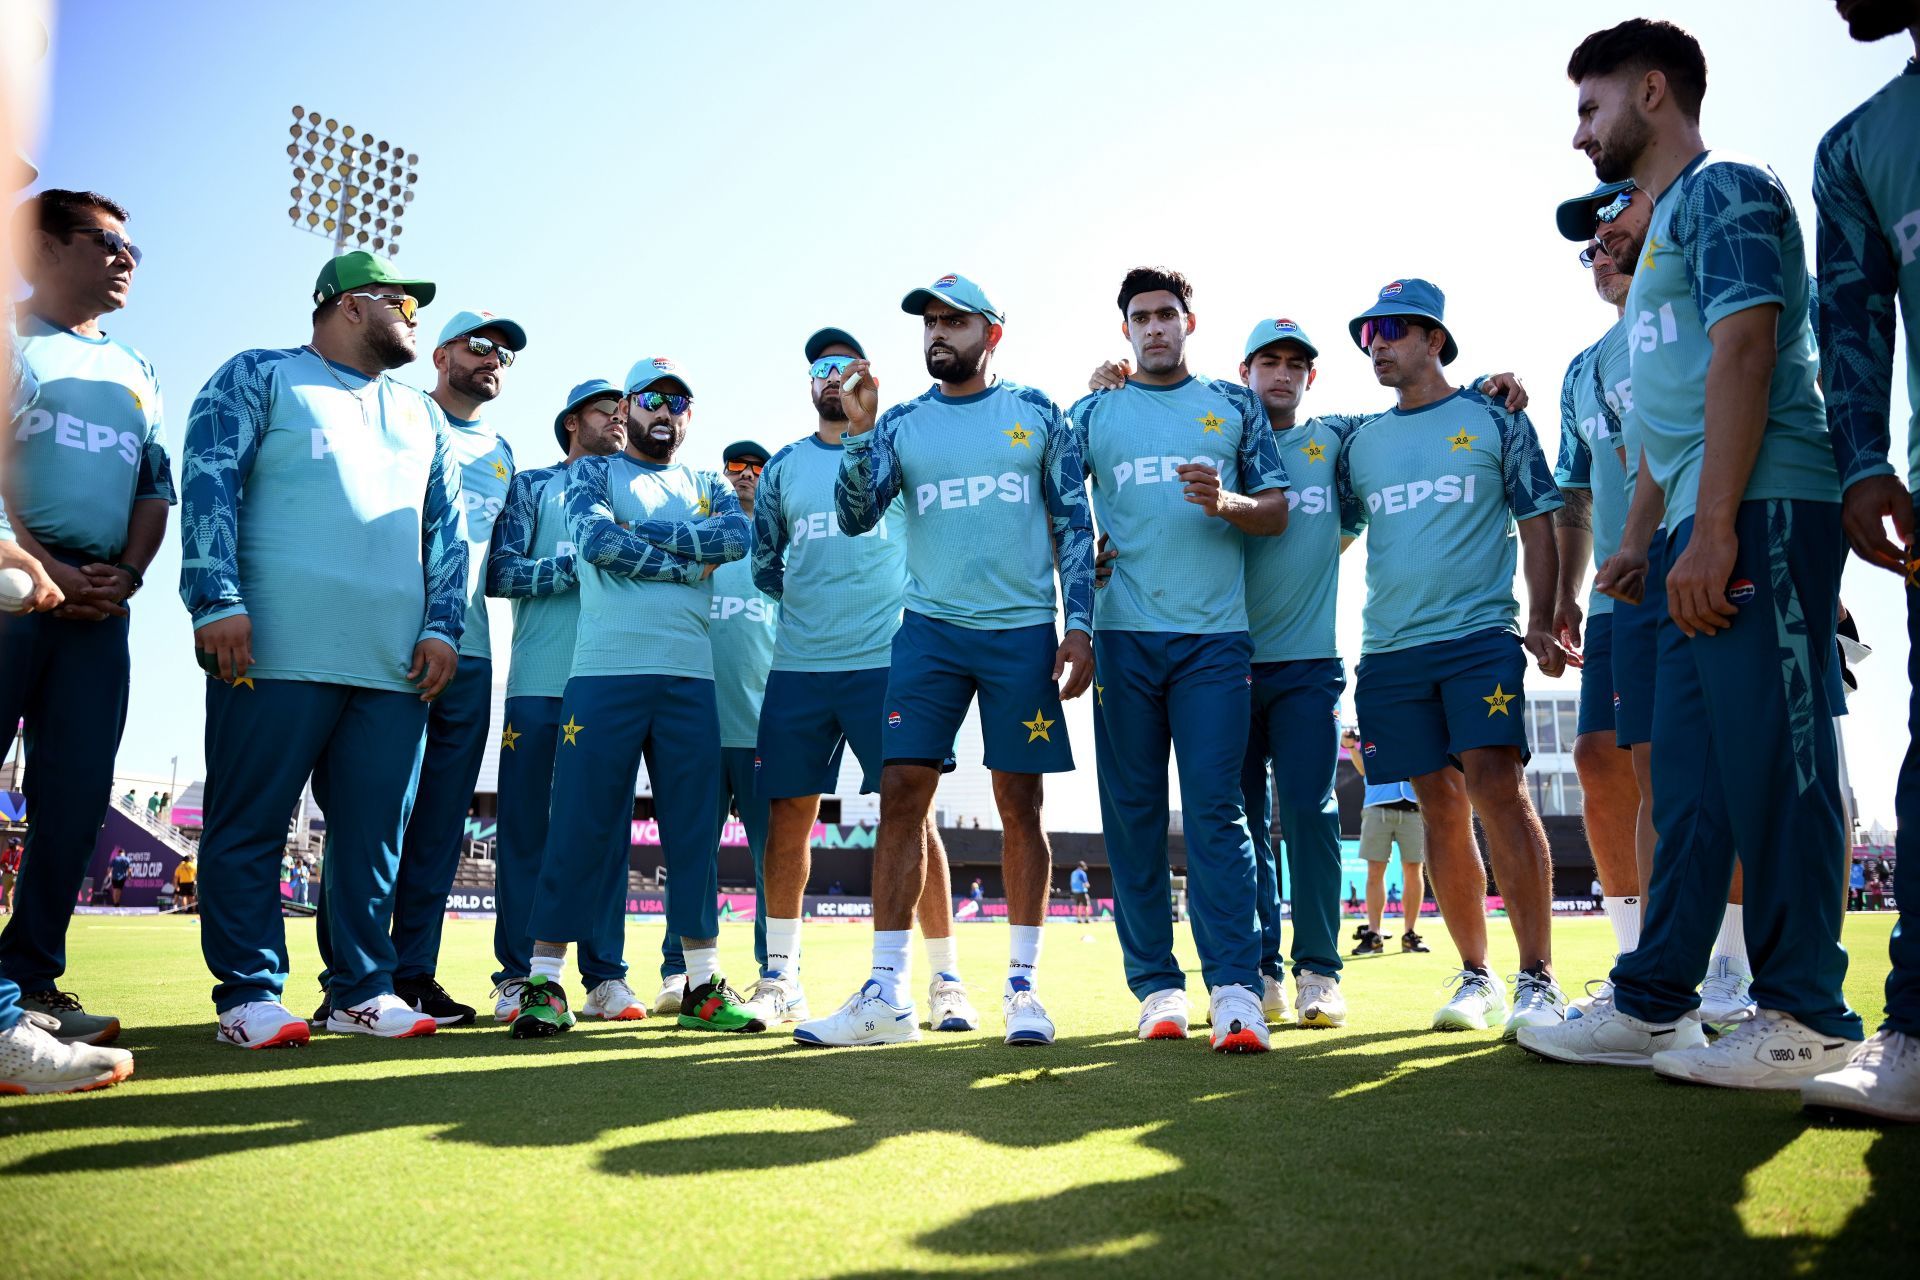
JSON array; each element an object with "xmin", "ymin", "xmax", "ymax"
[{"xmin": 18, "ymin": 1, "xmax": 1915, "ymax": 832}]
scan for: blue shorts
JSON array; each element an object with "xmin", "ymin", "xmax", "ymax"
[
  {"xmin": 885, "ymin": 611, "xmax": 1074, "ymax": 773},
  {"xmin": 1610, "ymin": 534, "xmax": 1667, "ymax": 749},
  {"xmin": 756, "ymin": 667, "xmax": 954, "ymax": 798},
  {"xmin": 1354, "ymin": 627, "xmax": 1531, "ymax": 784},
  {"xmin": 1576, "ymin": 612, "xmax": 1616, "ymax": 738}
]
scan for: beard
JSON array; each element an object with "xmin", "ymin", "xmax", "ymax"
[
  {"xmin": 365, "ymin": 323, "xmax": 417, "ymax": 371},
  {"xmin": 1843, "ymin": 0, "xmax": 1918, "ymax": 39},
  {"xmin": 631, "ymin": 417, "xmax": 684, "ymax": 461},
  {"xmin": 1592, "ymin": 107, "xmax": 1654, "ymax": 183},
  {"xmin": 813, "ymin": 386, "xmax": 848, "ymax": 421},
  {"xmin": 449, "ymin": 363, "xmax": 501, "ymax": 405},
  {"xmin": 925, "ymin": 337, "xmax": 986, "ymax": 383}
]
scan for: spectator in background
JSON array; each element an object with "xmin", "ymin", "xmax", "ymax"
[
  {"xmin": 145, "ymin": 792, "xmax": 160, "ymax": 822},
  {"xmin": 1347, "ymin": 741, "xmax": 1429, "ymax": 955},
  {"xmin": 292, "ymin": 859, "xmax": 309, "ymax": 907},
  {"xmin": 106, "ymin": 848, "xmax": 129, "ymax": 907},
  {"xmin": 0, "ymin": 837, "xmax": 19, "ymax": 912},
  {"xmin": 1851, "ymin": 860, "xmax": 1866, "ymax": 912},
  {"xmin": 173, "ymin": 854, "xmax": 196, "ymax": 912},
  {"xmin": 119, "ymin": 789, "xmax": 134, "ymax": 810},
  {"xmin": 1866, "ymin": 871, "xmax": 1886, "ymax": 912},
  {"xmin": 969, "ymin": 878, "xmax": 985, "ymax": 909},
  {"xmin": 1070, "ymin": 861, "xmax": 1092, "ymax": 924}
]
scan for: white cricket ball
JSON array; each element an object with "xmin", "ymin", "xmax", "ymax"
[{"xmin": 0, "ymin": 567, "xmax": 33, "ymax": 613}]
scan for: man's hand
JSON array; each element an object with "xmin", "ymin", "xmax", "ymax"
[
  {"xmin": 839, "ymin": 360, "xmax": 879, "ymax": 435},
  {"xmin": 1094, "ymin": 533, "xmax": 1117, "ymax": 588},
  {"xmin": 1524, "ymin": 619, "xmax": 1567, "ymax": 678},
  {"xmin": 1553, "ymin": 593, "xmax": 1585, "ymax": 668},
  {"xmin": 1087, "ymin": 360, "xmax": 1131, "ymax": 392},
  {"xmin": 407, "ymin": 638, "xmax": 459, "ymax": 701},
  {"xmin": 1594, "ymin": 548, "xmax": 1648, "ymax": 606},
  {"xmin": 0, "ymin": 540, "xmax": 63, "ymax": 612},
  {"xmin": 44, "ymin": 558, "xmax": 126, "ymax": 621},
  {"xmin": 1840, "ymin": 474, "xmax": 1913, "ymax": 575},
  {"xmin": 1178, "ymin": 463, "xmax": 1232, "ymax": 517},
  {"xmin": 195, "ymin": 615, "xmax": 255, "ymax": 683},
  {"xmin": 1665, "ymin": 528, "xmax": 1739, "ymax": 638},
  {"xmin": 1054, "ymin": 629, "xmax": 1094, "ymax": 700},
  {"xmin": 1478, "ymin": 372, "xmax": 1529, "ymax": 413}
]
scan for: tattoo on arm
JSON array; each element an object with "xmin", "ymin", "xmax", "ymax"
[{"xmin": 1552, "ymin": 486, "xmax": 1592, "ymax": 532}]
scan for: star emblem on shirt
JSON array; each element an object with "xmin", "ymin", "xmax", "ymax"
[
  {"xmin": 1483, "ymin": 684, "xmax": 1515, "ymax": 716},
  {"xmin": 1642, "ymin": 235, "xmax": 1664, "ymax": 271},
  {"xmin": 491, "ymin": 459, "xmax": 509, "ymax": 481},
  {"xmin": 1004, "ymin": 424, "xmax": 1034, "ymax": 448},
  {"xmin": 500, "ymin": 723, "xmax": 521, "ymax": 751},
  {"xmin": 560, "ymin": 717, "xmax": 584, "ymax": 745},
  {"xmin": 1198, "ymin": 412, "xmax": 1225, "ymax": 435},
  {"xmin": 695, "ymin": 493, "xmax": 713, "ymax": 517},
  {"xmin": 1906, "ymin": 558, "xmax": 1920, "ymax": 591},
  {"xmin": 1301, "ymin": 440, "xmax": 1326, "ymax": 463},
  {"xmin": 1448, "ymin": 430, "xmax": 1478, "ymax": 452},
  {"xmin": 1094, "ymin": 683, "xmax": 1105, "ymax": 707},
  {"xmin": 1022, "ymin": 709, "xmax": 1055, "ymax": 742},
  {"xmin": 128, "ymin": 388, "xmax": 144, "ymax": 412}
]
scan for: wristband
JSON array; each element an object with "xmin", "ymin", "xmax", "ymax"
[{"xmin": 113, "ymin": 562, "xmax": 144, "ymax": 594}]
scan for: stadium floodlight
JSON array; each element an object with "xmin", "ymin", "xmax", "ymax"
[{"xmin": 285, "ymin": 104, "xmax": 421, "ymax": 258}]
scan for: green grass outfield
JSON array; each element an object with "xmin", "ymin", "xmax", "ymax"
[{"xmin": 4, "ymin": 914, "xmax": 1915, "ymax": 1279}]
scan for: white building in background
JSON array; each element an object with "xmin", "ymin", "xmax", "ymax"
[{"xmin": 1523, "ymin": 687, "xmax": 1584, "ymax": 819}]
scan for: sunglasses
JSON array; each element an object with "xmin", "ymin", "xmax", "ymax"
[
  {"xmin": 347, "ymin": 291, "xmax": 419, "ymax": 322},
  {"xmin": 810, "ymin": 355, "xmax": 855, "ymax": 379},
  {"xmin": 630, "ymin": 390, "xmax": 691, "ymax": 415},
  {"xmin": 456, "ymin": 334, "xmax": 515, "ymax": 367},
  {"xmin": 1580, "ymin": 242, "xmax": 1603, "ymax": 269},
  {"xmin": 1594, "ymin": 188, "xmax": 1635, "ymax": 224},
  {"xmin": 724, "ymin": 459, "xmax": 765, "ymax": 476},
  {"xmin": 579, "ymin": 398, "xmax": 622, "ymax": 419},
  {"xmin": 1359, "ymin": 316, "xmax": 1415, "ymax": 348},
  {"xmin": 70, "ymin": 226, "xmax": 142, "ymax": 265}
]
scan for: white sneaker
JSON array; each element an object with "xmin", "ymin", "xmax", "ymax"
[
  {"xmin": 1802, "ymin": 1030, "xmax": 1920, "ymax": 1123},
  {"xmin": 0, "ymin": 1015, "xmax": 135, "ymax": 1095},
  {"xmin": 1568, "ymin": 977, "xmax": 1614, "ymax": 1020},
  {"xmin": 1137, "ymin": 988, "xmax": 1190, "ymax": 1041},
  {"xmin": 326, "ymin": 992, "xmax": 438, "ymax": 1039},
  {"xmin": 1296, "ymin": 973, "xmax": 1347, "ymax": 1028},
  {"xmin": 928, "ymin": 974, "xmax": 979, "ymax": 1032},
  {"xmin": 1516, "ymin": 1001, "xmax": 1706, "ymax": 1066},
  {"xmin": 741, "ymin": 972, "xmax": 809, "ymax": 1026},
  {"xmin": 1261, "ymin": 975, "xmax": 1293, "ymax": 1023},
  {"xmin": 654, "ymin": 974, "xmax": 688, "ymax": 1018},
  {"xmin": 216, "ymin": 1000, "xmax": 311, "ymax": 1050},
  {"xmin": 1207, "ymin": 984, "xmax": 1271, "ymax": 1053},
  {"xmin": 792, "ymin": 981, "xmax": 920, "ymax": 1047},
  {"xmin": 1003, "ymin": 977, "xmax": 1054, "ymax": 1046},
  {"xmin": 1502, "ymin": 971, "xmax": 1568, "ymax": 1041},
  {"xmin": 1698, "ymin": 955, "xmax": 1757, "ymax": 1028},
  {"xmin": 1652, "ymin": 1008, "xmax": 1855, "ymax": 1091},
  {"xmin": 491, "ymin": 978, "xmax": 526, "ymax": 1024},
  {"xmin": 582, "ymin": 978, "xmax": 648, "ymax": 1022},
  {"xmin": 1433, "ymin": 969, "xmax": 1508, "ymax": 1032}
]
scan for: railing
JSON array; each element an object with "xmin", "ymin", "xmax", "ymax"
[{"xmin": 113, "ymin": 795, "xmax": 200, "ymax": 854}]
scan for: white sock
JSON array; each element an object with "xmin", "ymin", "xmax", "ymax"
[
  {"xmin": 1008, "ymin": 924, "xmax": 1043, "ymax": 990},
  {"xmin": 924, "ymin": 933, "xmax": 959, "ymax": 981},
  {"xmin": 530, "ymin": 953, "xmax": 565, "ymax": 982},
  {"xmin": 765, "ymin": 917, "xmax": 802, "ymax": 977},
  {"xmin": 1713, "ymin": 904, "xmax": 1749, "ymax": 971},
  {"xmin": 1603, "ymin": 895, "xmax": 1642, "ymax": 954},
  {"xmin": 682, "ymin": 944, "xmax": 721, "ymax": 987},
  {"xmin": 870, "ymin": 930, "xmax": 912, "ymax": 1006}
]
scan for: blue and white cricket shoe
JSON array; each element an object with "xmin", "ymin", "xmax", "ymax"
[
  {"xmin": 1003, "ymin": 978, "xmax": 1054, "ymax": 1046},
  {"xmin": 928, "ymin": 974, "xmax": 979, "ymax": 1032},
  {"xmin": 793, "ymin": 981, "xmax": 920, "ymax": 1047}
]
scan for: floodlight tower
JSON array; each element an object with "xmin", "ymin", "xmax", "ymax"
[{"xmin": 284, "ymin": 106, "xmax": 420, "ymax": 257}]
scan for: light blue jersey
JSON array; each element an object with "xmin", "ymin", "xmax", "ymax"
[
  {"xmin": 1554, "ymin": 322, "xmax": 1632, "ymax": 616},
  {"xmin": 836, "ymin": 380, "xmax": 1094, "ymax": 635},
  {"xmin": 1067, "ymin": 376, "xmax": 1291, "ymax": 635},
  {"xmin": 565, "ymin": 453, "xmax": 748, "ymax": 680},
  {"xmin": 11, "ymin": 314, "xmax": 174, "ymax": 559},
  {"xmin": 752, "ymin": 434, "xmax": 905, "ymax": 672},
  {"xmin": 443, "ymin": 414, "xmax": 514, "ymax": 660},
  {"xmin": 1336, "ymin": 390, "xmax": 1563, "ymax": 655},
  {"xmin": 488, "ymin": 461, "xmax": 578, "ymax": 700},
  {"xmin": 1245, "ymin": 414, "xmax": 1368, "ymax": 662},
  {"xmin": 1625, "ymin": 151, "xmax": 1840, "ymax": 526},
  {"xmin": 178, "ymin": 347, "xmax": 468, "ymax": 692},
  {"xmin": 709, "ymin": 554, "xmax": 778, "ymax": 748}
]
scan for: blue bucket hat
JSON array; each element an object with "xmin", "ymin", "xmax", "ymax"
[
  {"xmin": 625, "ymin": 355, "xmax": 693, "ymax": 398},
  {"xmin": 1349, "ymin": 278, "xmax": 1457, "ymax": 366},
  {"xmin": 553, "ymin": 378, "xmax": 621, "ymax": 450},
  {"xmin": 436, "ymin": 308, "xmax": 528, "ymax": 351},
  {"xmin": 1243, "ymin": 317, "xmax": 1320, "ymax": 363},
  {"xmin": 1555, "ymin": 179, "xmax": 1635, "ymax": 243},
  {"xmin": 804, "ymin": 327, "xmax": 866, "ymax": 363},
  {"xmin": 900, "ymin": 272, "xmax": 1004, "ymax": 325}
]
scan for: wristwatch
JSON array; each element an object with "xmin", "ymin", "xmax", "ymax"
[{"xmin": 112, "ymin": 562, "xmax": 144, "ymax": 595}]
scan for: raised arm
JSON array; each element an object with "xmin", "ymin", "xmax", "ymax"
[
  {"xmin": 836, "ymin": 406, "xmax": 904, "ymax": 536},
  {"xmin": 487, "ymin": 468, "xmax": 577, "ymax": 599}
]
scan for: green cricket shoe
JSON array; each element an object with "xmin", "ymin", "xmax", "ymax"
[
  {"xmin": 678, "ymin": 977, "xmax": 767, "ymax": 1033},
  {"xmin": 509, "ymin": 976, "xmax": 576, "ymax": 1039}
]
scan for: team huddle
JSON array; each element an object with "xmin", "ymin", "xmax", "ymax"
[{"xmin": 0, "ymin": 13, "xmax": 1916, "ymax": 1122}]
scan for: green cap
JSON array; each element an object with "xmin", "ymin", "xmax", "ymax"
[{"xmin": 312, "ymin": 250, "xmax": 436, "ymax": 309}]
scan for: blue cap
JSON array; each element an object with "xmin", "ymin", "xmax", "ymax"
[
  {"xmin": 900, "ymin": 273, "xmax": 1003, "ymax": 325},
  {"xmin": 553, "ymin": 378, "xmax": 622, "ymax": 450},
  {"xmin": 1243, "ymin": 317, "xmax": 1320, "ymax": 362},
  {"xmin": 1349, "ymin": 278, "xmax": 1457, "ymax": 366},
  {"xmin": 436, "ymin": 308, "xmax": 528, "ymax": 351},
  {"xmin": 625, "ymin": 355, "xmax": 693, "ymax": 397},
  {"xmin": 805, "ymin": 327, "xmax": 866, "ymax": 362},
  {"xmin": 1555, "ymin": 179, "xmax": 1635, "ymax": 243},
  {"xmin": 723, "ymin": 439, "xmax": 771, "ymax": 464}
]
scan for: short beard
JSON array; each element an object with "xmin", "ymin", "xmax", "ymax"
[
  {"xmin": 813, "ymin": 387, "xmax": 847, "ymax": 422},
  {"xmin": 1593, "ymin": 108, "xmax": 1653, "ymax": 184},
  {"xmin": 450, "ymin": 365, "xmax": 500, "ymax": 404},
  {"xmin": 365, "ymin": 324, "xmax": 416, "ymax": 371},
  {"xmin": 1845, "ymin": 0, "xmax": 1918, "ymax": 40},
  {"xmin": 926, "ymin": 339, "xmax": 986, "ymax": 384},
  {"xmin": 1596, "ymin": 275, "xmax": 1631, "ymax": 307}
]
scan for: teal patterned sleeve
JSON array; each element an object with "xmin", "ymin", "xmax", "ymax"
[
  {"xmin": 178, "ymin": 348, "xmax": 300, "ymax": 626},
  {"xmin": 1323, "ymin": 417, "xmax": 1370, "ymax": 537},
  {"xmin": 564, "ymin": 454, "xmax": 700, "ymax": 583},
  {"xmin": 619, "ymin": 470, "xmax": 751, "ymax": 565},
  {"xmin": 418, "ymin": 412, "xmax": 470, "ymax": 650},
  {"xmin": 750, "ymin": 446, "xmax": 790, "ymax": 599},
  {"xmin": 1553, "ymin": 353, "xmax": 1593, "ymax": 490},
  {"xmin": 487, "ymin": 465, "xmax": 576, "ymax": 599},
  {"xmin": 1215, "ymin": 383, "xmax": 1291, "ymax": 495},
  {"xmin": 1493, "ymin": 401, "xmax": 1565, "ymax": 521},
  {"xmin": 1035, "ymin": 393, "xmax": 1094, "ymax": 635},
  {"xmin": 835, "ymin": 406, "xmax": 905, "ymax": 535},
  {"xmin": 1813, "ymin": 108, "xmax": 1900, "ymax": 490},
  {"xmin": 1681, "ymin": 162, "xmax": 1793, "ymax": 328}
]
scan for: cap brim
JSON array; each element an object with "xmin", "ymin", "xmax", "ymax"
[
  {"xmin": 1246, "ymin": 336, "xmax": 1320, "ymax": 362},
  {"xmin": 900, "ymin": 287, "xmax": 998, "ymax": 323},
  {"xmin": 805, "ymin": 327, "xmax": 866, "ymax": 362},
  {"xmin": 396, "ymin": 280, "xmax": 437, "ymax": 308},
  {"xmin": 723, "ymin": 440, "xmax": 772, "ymax": 463},
  {"xmin": 451, "ymin": 318, "xmax": 527, "ymax": 350},
  {"xmin": 1554, "ymin": 180, "xmax": 1633, "ymax": 243},
  {"xmin": 630, "ymin": 374, "xmax": 693, "ymax": 397}
]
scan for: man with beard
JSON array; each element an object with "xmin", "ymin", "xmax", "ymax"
[
  {"xmin": 1522, "ymin": 19, "xmax": 1859, "ymax": 1087},
  {"xmin": 486, "ymin": 380, "xmax": 635, "ymax": 1032},
  {"xmin": 796, "ymin": 274, "xmax": 1094, "ymax": 1047},
  {"xmin": 1336, "ymin": 278, "xmax": 1567, "ymax": 1039},
  {"xmin": 516, "ymin": 357, "xmax": 762, "ymax": 1036},
  {"xmin": 181, "ymin": 251, "xmax": 466, "ymax": 1047},
  {"xmin": 0, "ymin": 189, "xmax": 172, "ymax": 1047},
  {"xmin": 1067, "ymin": 267, "xmax": 1290, "ymax": 1054},
  {"xmin": 1801, "ymin": 0, "xmax": 1920, "ymax": 1123},
  {"xmin": 312, "ymin": 309, "xmax": 525, "ymax": 1028},
  {"xmin": 742, "ymin": 329, "xmax": 973, "ymax": 1031}
]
